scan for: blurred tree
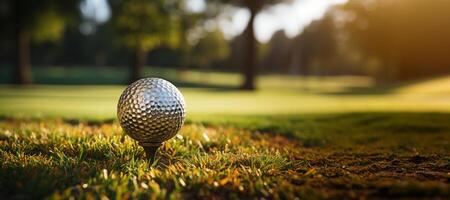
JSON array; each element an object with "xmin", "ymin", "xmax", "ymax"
[
  {"xmin": 213, "ymin": 0, "xmax": 292, "ymax": 90},
  {"xmin": 175, "ymin": 0, "xmax": 208, "ymax": 80},
  {"xmin": 291, "ymin": 16, "xmax": 337, "ymax": 75},
  {"xmin": 337, "ymin": 0, "xmax": 450, "ymax": 81},
  {"xmin": 0, "ymin": 0, "xmax": 80, "ymax": 84},
  {"xmin": 109, "ymin": 0, "xmax": 179, "ymax": 83},
  {"xmin": 225, "ymin": 33, "xmax": 245, "ymax": 71},
  {"xmin": 261, "ymin": 30, "xmax": 291, "ymax": 73},
  {"xmin": 190, "ymin": 29, "xmax": 230, "ymax": 68},
  {"xmin": 26, "ymin": 0, "xmax": 121, "ymax": 68}
]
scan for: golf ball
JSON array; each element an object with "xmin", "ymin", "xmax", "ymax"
[{"xmin": 117, "ymin": 78, "xmax": 186, "ymax": 144}]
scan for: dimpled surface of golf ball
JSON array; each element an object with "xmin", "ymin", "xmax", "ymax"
[{"xmin": 117, "ymin": 78, "xmax": 186, "ymax": 143}]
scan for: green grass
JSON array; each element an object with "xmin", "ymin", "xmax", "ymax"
[
  {"xmin": 1, "ymin": 69, "xmax": 450, "ymax": 199},
  {"xmin": 1, "ymin": 70, "xmax": 450, "ymax": 119}
]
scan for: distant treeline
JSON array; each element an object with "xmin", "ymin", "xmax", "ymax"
[
  {"xmin": 262, "ymin": 0, "xmax": 450, "ymax": 81},
  {"xmin": 1, "ymin": 0, "xmax": 450, "ymax": 85}
]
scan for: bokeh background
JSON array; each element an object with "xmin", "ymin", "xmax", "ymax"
[
  {"xmin": 1, "ymin": 1, "xmax": 450, "ymax": 199},
  {"xmin": 0, "ymin": 0, "xmax": 450, "ymax": 118}
]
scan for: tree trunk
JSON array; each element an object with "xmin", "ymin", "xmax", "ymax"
[
  {"xmin": 12, "ymin": 1, "xmax": 32, "ymax": 85},
  {"xmin": 240, "ymin": 10, "xmax": 257, "ymax": 90},
  {"xmin": 130, "ymin": 48, "xmax": 146, "ymax": 84}
]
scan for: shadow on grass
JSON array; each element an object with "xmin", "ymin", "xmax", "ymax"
[
  {"xmin": 318, "ymin": 75, "xmax": 450, "ymax": 95},
  {"xmin": 191, "ymin": 112, "xmax": 450, "ymax": 148},
  {"xmin": 0, "ymin": 152, "xmax": 149, "ymax": 199},
  {"xmin": 2, "ymin": 112, "xmax": 450, "ymax": 150},
  {"xmin": 1, "ymin": 66, "xmax": 239, "ymax": 90},
  {"xmin": 171, "ymin": 81, "xmax": 237, "ymax": 91},
  {"xmin": 3, "ymin": 112, "xmax": 450, "ymax": 136}
]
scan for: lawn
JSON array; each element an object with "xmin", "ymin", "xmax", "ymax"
[
  {"xmin": 1, "ymin": 68, "xmax": 450, "ymax": 119},
  {"xmin": 0, "ymin": 69, "xmax": 449, "ymax": 199}
]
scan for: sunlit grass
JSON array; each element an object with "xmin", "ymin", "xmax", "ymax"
[
  {"xmin": 1, "ymin": 74, "xmax": 450, "ymax": 120},
  {"xmin": 394, "ymin": 75, "xmax": 450, "ymax": 94},
  {"xmin": 0, "ymin": 120, "xmax": 304, "ymax": 199}
]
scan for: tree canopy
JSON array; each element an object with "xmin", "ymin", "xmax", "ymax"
[
  {"xmin": 108, "ymin": 0, "xmax": 180, "ymax": 82},
  {"xmin": 190, "ymin": 29, "xmax": 230, "ymax": 68},
  {"xmin": 0, "ymin": 0, "xmax": 80, "ymax": 84},
  {"xmin": 109, "ymin": 0, "xmax": 179, "ymax": 51}
]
